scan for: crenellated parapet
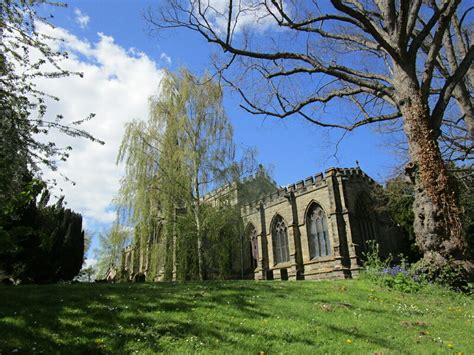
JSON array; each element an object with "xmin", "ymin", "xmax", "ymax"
[
  {"xmin": 240, "ymin": 186, "xmax": 291, "ymax": 215},
  {"xmin": 205, "ymin": 182, "xmax": 233, "ymax": 198},
  {"xmin": 241, "ymin": 167, "xmax": 376, "ymax": 216},
  {"xmin": 326, "ymin": 167, "xmax": 377, "ymax": 185},
  {"xmin": 285, "ymin": 172, "xmax": 326, "ymax": 192}
]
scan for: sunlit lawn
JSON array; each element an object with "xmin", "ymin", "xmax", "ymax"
[{"xmin": 0, "ymin": 279, "xmax": 473, "ymax": 354}]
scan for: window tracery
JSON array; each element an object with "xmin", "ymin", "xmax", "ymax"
[
  {"xmin": 272, "ymin": 215, "xmax": 289, "ymax": 264},
  {"xmin": 306, "ymin": 204, "xmax": 330, "ymax": 258}
]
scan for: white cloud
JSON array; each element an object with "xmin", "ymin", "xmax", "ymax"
[
  {"xmin": 74, "ymin": 8, "xmax": 90, "ymax": 29},
  {"xmin": 199, "ymin": 0, "xmax": 279, "ymax": 34},
  {"xmin": 160, "ymin": 52, "xmax": 172, "ymax": 65},
  {"xmin": 33, "ymin": 23, "xmax": 164, "ymax": 227},
  {"xmin": 84, "ymin": 258, "xmax": 98, "ymax": 268}
]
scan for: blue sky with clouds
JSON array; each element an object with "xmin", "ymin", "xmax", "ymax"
[{"xmin": 37, "ymin": 1, "xmax": 403, "ymax": 261}]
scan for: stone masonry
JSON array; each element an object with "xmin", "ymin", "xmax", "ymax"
[
  {"xmin": 241, "ymin": 167, "xmax": 402, "ymax": 280},
  {"xmin": 121, "ymin": 167, "xmax": 403, "ymax": 281}
]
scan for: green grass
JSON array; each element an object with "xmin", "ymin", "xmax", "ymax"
[{"xmin": 0, "ymin": 279, "xmax": 472, "ymax": 354}]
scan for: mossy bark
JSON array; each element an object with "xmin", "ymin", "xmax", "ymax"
[{"xmin": 399, "ymin": 86, "xmax": 469, "ymax": 273}]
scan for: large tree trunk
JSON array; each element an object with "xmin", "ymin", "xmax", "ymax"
[{"xmin": 399, "ymin": 88, "xmax": 468, "ymax": 270}]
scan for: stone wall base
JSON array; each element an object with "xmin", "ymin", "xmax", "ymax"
[
  {"xmin": 256, "ymin": 266, "xmax": 356, "ymax": 281},
  {"xmin": 303, "ymin": 268, "xmax": 352, "ymax": 280}
]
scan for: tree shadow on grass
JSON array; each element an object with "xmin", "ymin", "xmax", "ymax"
[
  {"xmin": 0, "ymin": 280, "xmax": 417, "ymax": 353},
  {"xmin": 0, "ymin": 282, "xmax": 270, "ymax": 353}
]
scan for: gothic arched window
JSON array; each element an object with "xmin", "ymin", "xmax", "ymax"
[
  {"xmin": 306, "ymin": 204, "xmax": 331, "ymax": 258},
  {"xmin": 244, "ymin": 224, "xmax": 259, "ymax": 271},
  {"xmin": 271, "ymin": 215, "xmax": 290, "ymax": 264},
  {"xmin": 250, "ymin": 227, "xmax": 258, "ymax": 269}
]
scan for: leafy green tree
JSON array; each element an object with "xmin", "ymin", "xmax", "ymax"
[
  {"xmin": 116, "ymin": 68, "xmax": 252, "ymax": 281},
  {"xmin": 114, "ymin": 93, "xmax": 171, "ymax": 280},
  {"xmin": 457, "ymin": 169, "xmax": 473, "ymax": 258},
  {"xmin": 0, "ymin": 0, "xmax": 104, "ymax": 284},
  {"xmin": 0, "ymin": 0, "xmax": 102, "ymax": 209},
  {"xmin": 167, "ymin": 69, "xmax": 237, "ymax": 280},
  {"xmin": 204, "ymin": 203, "xmax": 243, "ymax": 279}
]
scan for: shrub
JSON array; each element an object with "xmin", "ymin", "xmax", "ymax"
[
  {"xmin": 412, "ymin": 259, "xmax": 472, "ymax": 293},
  {"xmin": 362, "ymin": 242, "xmax": 473, "ymax": 293},
  {"xmin": 362, "ymin": 241, "xmax": 424, "ymax": 293},
  {"xmin": 380, "ymin": 265, "xmax": 424, "ymax": 293}
]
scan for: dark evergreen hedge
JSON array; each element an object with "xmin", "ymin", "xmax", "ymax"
[{"xmin": 0, "ymin": 180, "xmax": 84, "ymax": 283}]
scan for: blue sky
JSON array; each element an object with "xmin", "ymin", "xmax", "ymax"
[{"xmin": 38, "ymin": 1, "xmax": 402, "ymax": 260}]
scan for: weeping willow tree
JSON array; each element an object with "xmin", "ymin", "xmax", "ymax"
[
  {"xmin": 175, "ymin": 70, "xmax": 237, "ymax": 281},
  {"xmin": 115, "ymin": 68, "xmax": 242, "ymax": 281},
  {"xmin": 114, "ymin": 110, "xmax": 165, "ymax": 279}
]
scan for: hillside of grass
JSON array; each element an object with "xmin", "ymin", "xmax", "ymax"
[{"xmin": 0, "ymin": 279, "xmax": 472, "ymax": 354}]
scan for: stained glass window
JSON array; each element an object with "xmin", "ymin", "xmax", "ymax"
[
  {"xmin": 272, "ymin": 215, "xmax": 290, "ymax": 264},
  {"xmin": 307, "ymin": 204, "xmax": 330, "ymax": 258}
]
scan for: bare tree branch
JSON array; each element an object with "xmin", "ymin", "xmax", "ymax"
[{"xmin": 431, "ymin": 45, "xmax": 474, "ymax": 132}]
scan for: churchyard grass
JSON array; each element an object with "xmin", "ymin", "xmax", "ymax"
[{"xmin": 0, "ymin": 279, "xmax": 472, "ymax": 354}]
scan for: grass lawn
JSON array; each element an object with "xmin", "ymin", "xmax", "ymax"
[{"xmin": 0, "ymin": 279, "xmax": 472, "ymax": 354}]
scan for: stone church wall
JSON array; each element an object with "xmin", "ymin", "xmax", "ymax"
[
  {"xmin": 121, "ymin": 167, "xmax": 404, "ymax": 282},
  {"xmin": 241, "ymin": 167, "xmax": 404, "ymax": 281}
]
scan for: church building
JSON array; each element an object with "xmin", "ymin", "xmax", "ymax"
[{"xmin": 121, "ymin": 167, "xmax": 403, "ymax": 281}]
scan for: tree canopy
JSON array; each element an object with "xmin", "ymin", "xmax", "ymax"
[{"xmin": 1, "ymin": 0, "xmax": 103, "ymax": 202}]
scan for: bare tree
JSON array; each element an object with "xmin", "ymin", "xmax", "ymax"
[{"xmin": 149, "ymin": 1, "xmax": 473, "ymax": 271}]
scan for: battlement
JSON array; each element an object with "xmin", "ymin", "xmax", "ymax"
[
  {"xmin": 203, "ymin": 182, "xmax": 236, "ymax": 202},
  {"xmin": 240, "ymin": 173, "xmax": 324, "ymax": 215},
  {"xmin": 241, "ymin": 167, "xmax": 376, "ymax": 215},
  {"xmin": 325, "ymin": 167, "xmax": 376, "ymax": 184}
]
